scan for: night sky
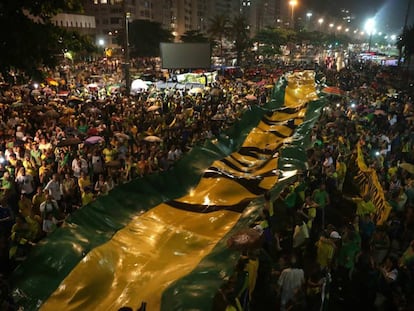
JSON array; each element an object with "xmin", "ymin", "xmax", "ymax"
[{"xmin": 306, "ymin": 0, "xmax": 414, "ymax": 33}]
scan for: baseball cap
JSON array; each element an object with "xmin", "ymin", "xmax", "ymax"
[{"xmin": 330, "ymin": 231, "xmax": 341, "ymax": 239}]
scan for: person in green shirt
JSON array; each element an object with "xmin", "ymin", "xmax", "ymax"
[
  {"xmin": 337, "ymin": 226, "xmax": 361, "ymax": 274},
  {"xmin": 279, "ymin": 186, "xmax": 297, "ymax": 229},
  {"xmin": 312, "ymin": 183, "xmax": 330, "ymax": 229}
]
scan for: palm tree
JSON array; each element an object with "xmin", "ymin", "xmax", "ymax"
[
  {"xmin": 207, "ymin": 15, "xmax": 229, "ymax": 63},
  {"xmin": 180, "ymin": 30, "xmax": 209, "ymax": 43},
  {"xmin": 228, "ymin": 15, "xmax": 251, "ymax": 66}
]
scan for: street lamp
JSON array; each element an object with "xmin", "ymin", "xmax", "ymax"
[
  {"xmin": 289, "ymin": 0, "xmax": 298, "ymax": 29},
  {"xmin": 365, "ymin": 18, "xmax": 376, "ymax": 52},
  {"xmin": 124, "ymin": 10, "xmax": 131, "ymax": 95},
  {"xmin": 306, "ymin": 12, "xmax": 312, "ymax": 30},
  {"xmin": 318, "ymin": 18, "xmax": 324, "ymax": 30}
]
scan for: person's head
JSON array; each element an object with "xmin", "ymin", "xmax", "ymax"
[
  {"xmin": 52, "ymin": 173, "xmax": 58, "ymax": 181},
  {"xmin": 45, "ymin": 192, "xmax": 53, "ymax": 201},
  {"xmin": 19, "ymin": 167, "xmax": 26, "ymax": 176},
  {"xmin": 36, "ymin": 186, "xmax": 43, "ymax": 194}
]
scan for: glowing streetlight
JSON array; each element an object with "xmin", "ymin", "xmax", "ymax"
[
  {"xmin": 337, "ymin": 25, "xmax": 342, "ymax": 31},
  {"xmin": 289, "ymin": 0, "xmax": 298, "ymax": 29},
  {"xmin": 365, "ymin": 18, "xmax": 376, "ymax": 52},
  {"xmin": 98, "ymin": 38, "xmax": 105, "ymax": 47},
  {"xmin": 318, "ymin": 18, "xmax": 324, "ymax": 30},
  {"xmin": 305, "ymin": 12, "xmax": 312, "ymax": 30},
  {"xmin": 390, "ymin": 34, "xmax": 397, "ymax": 41}
]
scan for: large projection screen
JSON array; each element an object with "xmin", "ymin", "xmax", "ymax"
[{"xmin": 160, "ymin": 43, "xmax": 211, "ymax": 69}]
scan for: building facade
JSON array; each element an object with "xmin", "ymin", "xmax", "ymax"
[{"xmin": 82, "ymin": 0, "xmax": 284, "ymax": 48}]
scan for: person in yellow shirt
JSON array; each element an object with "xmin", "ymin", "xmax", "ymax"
[
  {"xmin": 336, "ymin": 156, "xmax": 347, "ymax": 192},
  {"xmin": 78, "ymin": 171, "xmax": 92, "ymax": 193},
  {"xmin": 316, "ymin": 233, "xmax": 337, "ymax": 270},
  {"xmin": 388, "ymin": 163, "xmax": 398, "ymax": 179},
  {"xmin": 354, "ymin": 194, "xmax": 376, "ymax": 217},
  {"xmin": 38, "ymin": 160, "xmax": 51, "ymax": 186},
  {"xmin": 303, "ymin": 196, "xmax": 318, "ymax": 230},
  {"xmin": 32, "ymin": 186, "xmax": 46, "ymax": 217},
  {"xmin": 18, "ymin": 193, "xmax": 33, "ymax": 218},
  {"xmin": 8, "ymin": 154, "xmax": 17, "ymax": 167},
  {"xmin": 22, "ymin": 155, "xmax": 37, "ymax": 177},
  {"xmin": 81, "ymin": 187, "xmax": 95, "ymax": 206},
  {"xmin": 102, "ymin": 144, "xmax": 117, "ymax": 163}
]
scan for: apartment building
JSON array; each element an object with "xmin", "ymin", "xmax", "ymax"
[{"xmin": 83, "ymin": 0, "xmax": 282, "ymax": 47}]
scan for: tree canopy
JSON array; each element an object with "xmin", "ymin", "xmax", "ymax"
[
  {"xmin": 0, "ymin": 0, "xmax": 94, "ymax": 79},
  {"xmin": 128, "ymin": 19, "xmax": 173, "ymax": 58},
  {"xmin": 180, "ymin": 30, "xmax": 210, "ymax": 43},
  {"xmin": 228, "ymin": 15, "xmax": 251, "ymax": 66}
]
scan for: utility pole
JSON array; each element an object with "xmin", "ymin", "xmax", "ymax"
[{"xmin": 123, "ymin": 0, "xmax": 131, "ymax": 95}]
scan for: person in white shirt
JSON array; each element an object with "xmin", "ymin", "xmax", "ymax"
[
  {"xmin": 39, "ymin": 193, "xmax": 60, "ymax": 221},
  {"xmin": 174, "ymin": 146, "xmax": 183, "ymax": 160},
  {"xmin": 167, "ymin": 146, "xmax": 176, "ymax": 163},
  {"xmin": 44, "ymin": 174, "xmax": 62, "ymax": 202},
  {"xmin": 278, "ymin": 257, "xmax": 305, "ymax": 311},
  {"xmin": 15, "ymin": 167, "xmax": 35, "ymax": 195},
  {"xmin": 71, "ymin": 155, "xmax": 88, "ymax": 179}
]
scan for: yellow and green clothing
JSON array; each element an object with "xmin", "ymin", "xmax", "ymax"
[
  {"xmin": 354, "ymin": 198, "xmax": 375, "ymax": 216},
  {"xmin": 316, "ymin": 238, "xmax": 335, "ymax": 269},
  {"xmin": 102, "ymin": 148, "xmax": 117, "ymax": 163},
  {"xmin": 81, "ymin": 192, "xmax": 94, "ymax": 206}
]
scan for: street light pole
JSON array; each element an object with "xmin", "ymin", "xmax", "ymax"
[
  {"xmin": 289, "ymin": 0, "xmax": 297, "ymax": 29},
  {"xmin": 365, "ymin": 18, "xmax": 375, "ymax": 53},
  {"xmin": 123, "ymin": 1, "xmax": 131, "ymax": 95},
  {"xmin": 318, "ymin": 18, "xmax": 324, "ymax": 31}
]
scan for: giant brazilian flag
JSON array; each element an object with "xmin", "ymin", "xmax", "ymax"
[{"xmin": 12, "ymin": 71, "xmax": 325, "ymax": 310}]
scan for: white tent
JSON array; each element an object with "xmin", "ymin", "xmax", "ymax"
[{"xmin": 131, "ymin": 79, "xmax": 149, "ymax": 93}]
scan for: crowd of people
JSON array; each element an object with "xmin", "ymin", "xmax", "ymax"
[
  {"xmin": 217, "ymin": 62, "xmax": 414, "ymax": 311},
  {"xmin": 1, "ymin": 56, "xmax": 414, "ymax": 310},
  {"xmin": 0, "ymin": 61, "xmax": 276, "ymax": 276}
]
